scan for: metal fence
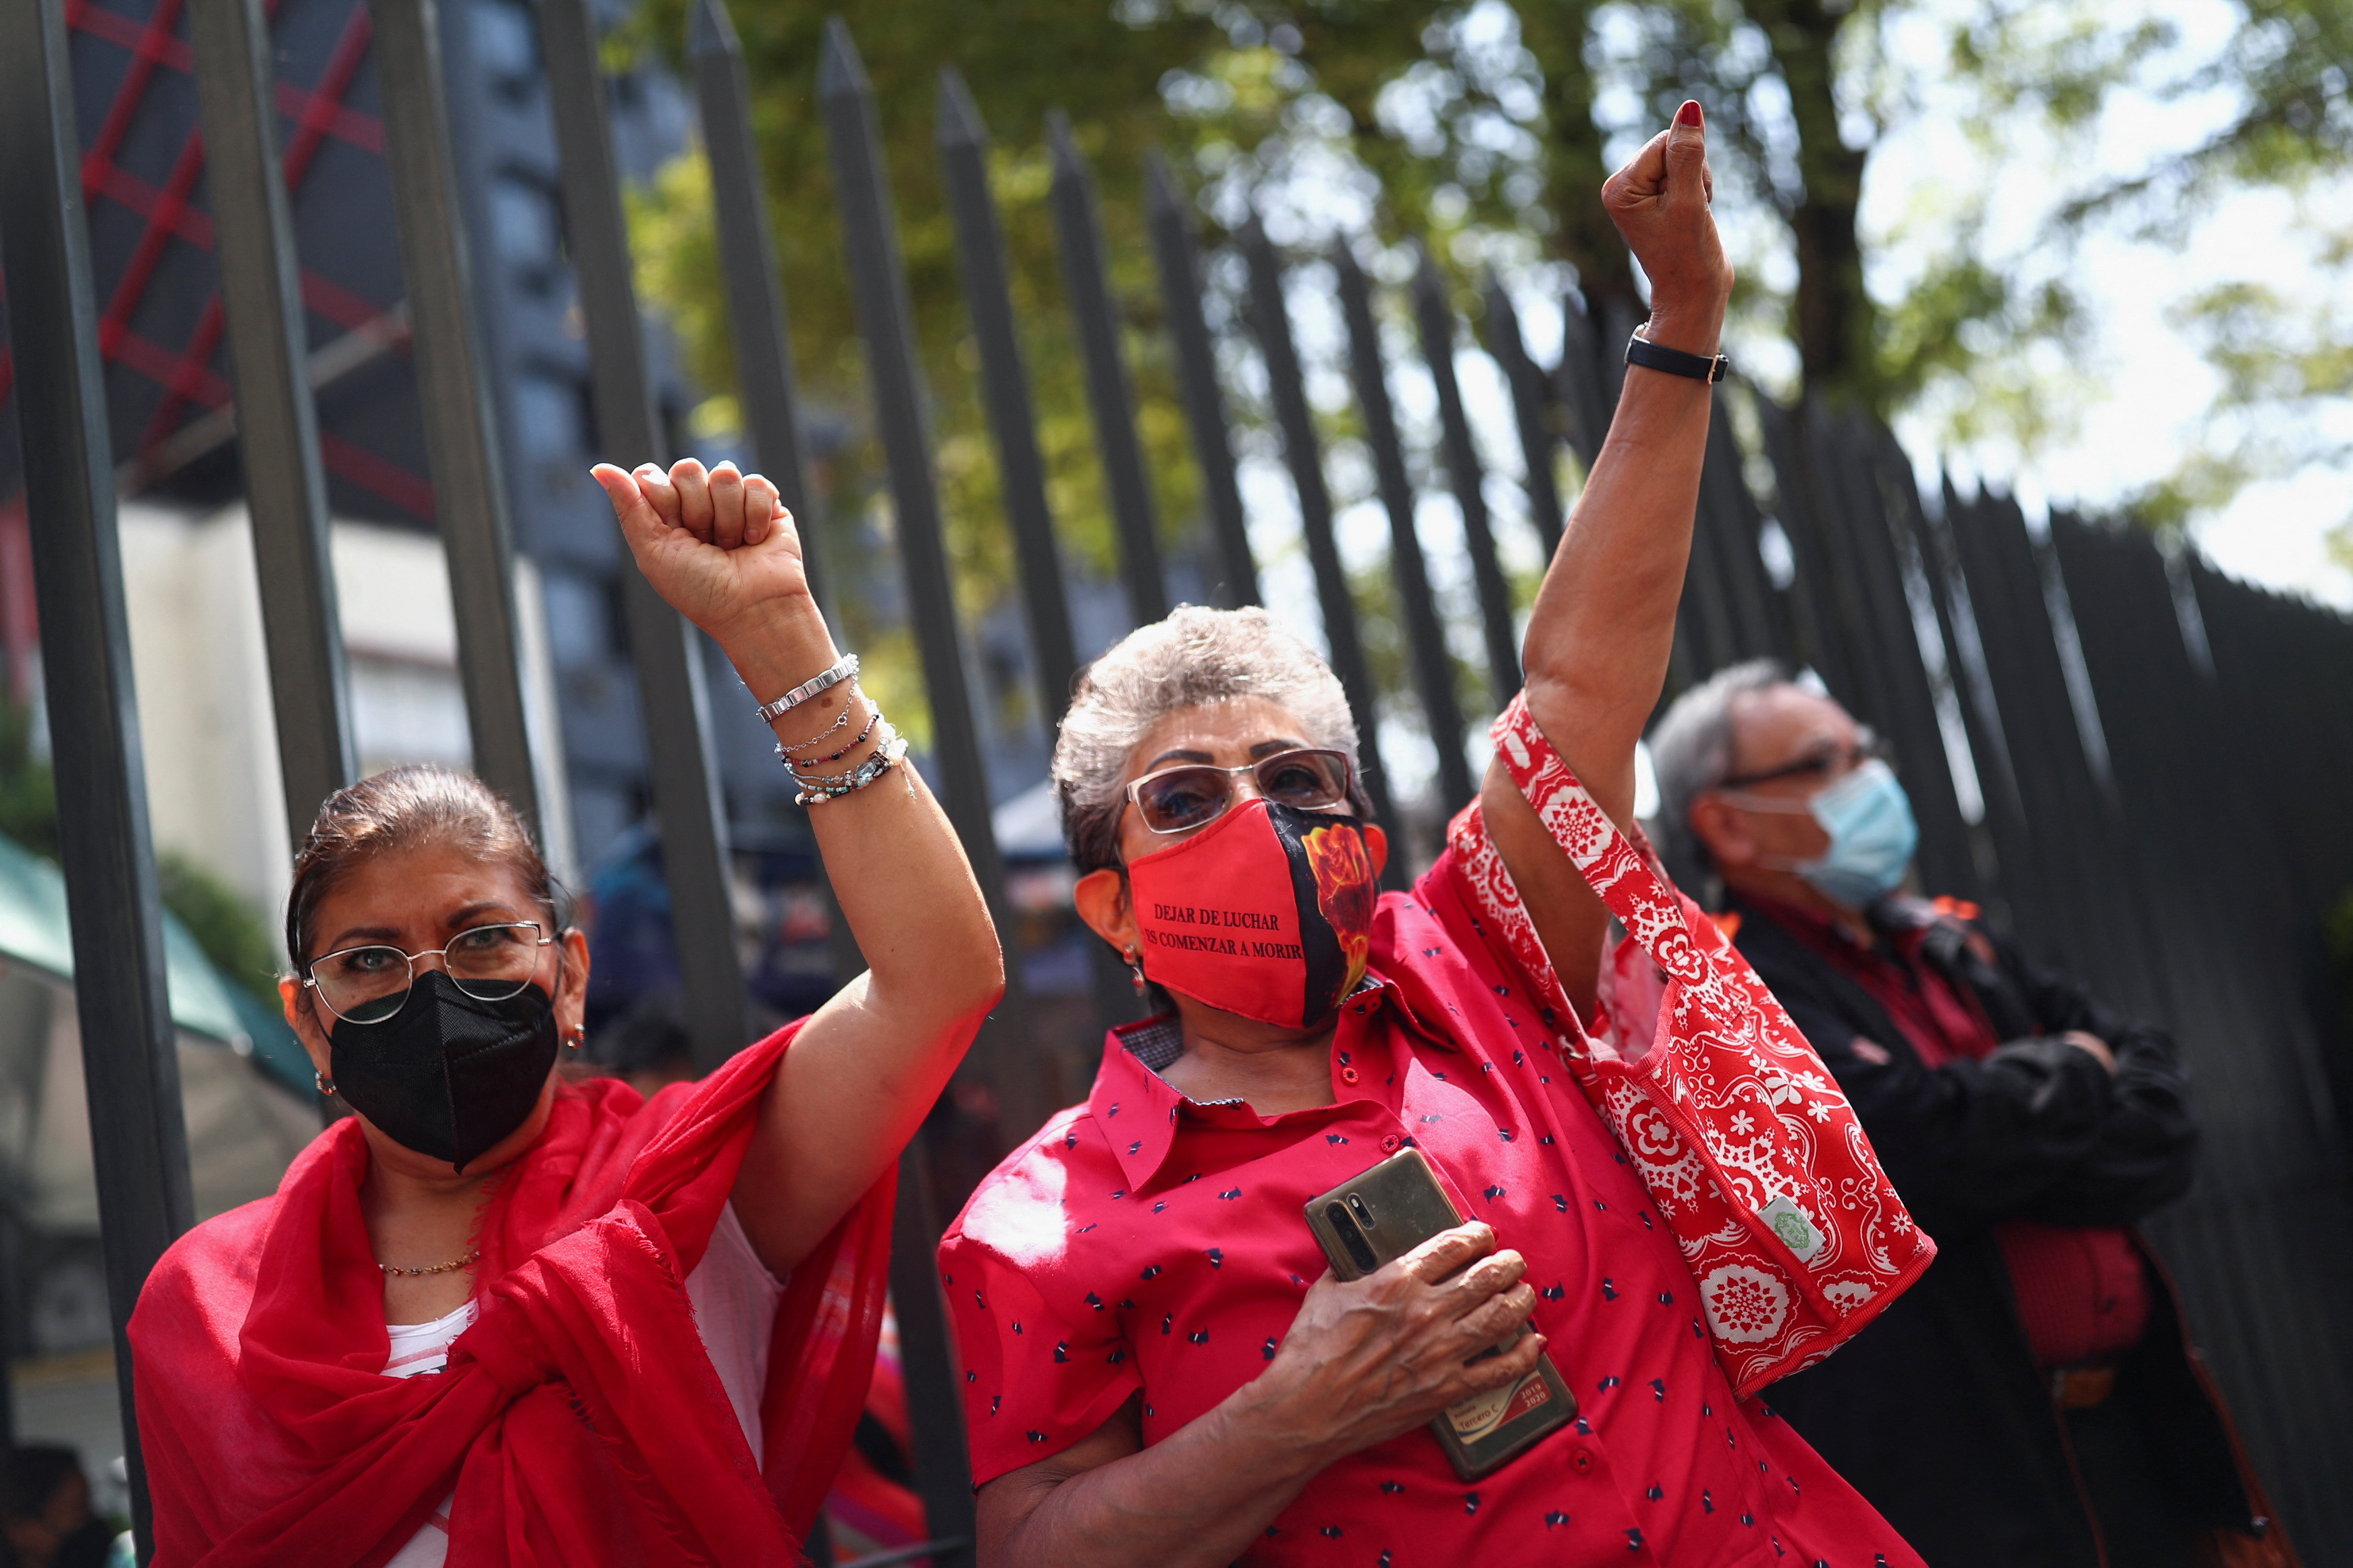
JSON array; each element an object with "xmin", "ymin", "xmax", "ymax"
[{"xmin": 1, "ymin": 0, "xmax": 2349, "ymax": 1561}]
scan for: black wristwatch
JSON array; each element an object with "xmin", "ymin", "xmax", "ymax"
[{"xmin": 1624, "ymin": 331, "xmax": 1729, "ymax": 383}]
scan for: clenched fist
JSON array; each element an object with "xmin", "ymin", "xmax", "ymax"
[
  {"xmin": 592, "ymin": 456, "xmax": 835, "ymax": 700},
  {"xmin": 1603, "ymin": 100, "xmax": 1734, "ymax": 358}
]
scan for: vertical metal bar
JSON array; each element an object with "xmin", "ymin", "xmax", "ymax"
[
  {"xmin": 370, "ymin": 0, "xmax": 548, "ymax": 833},
  {"xmin": 537, "ymin": 0, "xmax": 749, "ymax": 1071},
  {"xmin": 1412, "ymin": 246, "xmax": 1519, "ymax": 705},
  {"xmin": 822, "ymin": 30, "xmax": 1032, "ymax": 1561},
  {"xmin": 936, "ymin": 71, "xmax": 1080, "ymax": 718},
  {"xmin": 689, "ymin": 0, "xmax": 825, "ymax": 608},
  {"xmin": 1237, "ymin": 220, "xmax": 1400, "ymax": 866},
  {"xmin": 819, "ymin": 20, "xmax": 1047, "ymax": 1141},
  {"xmin": 688, "ymin": 0, "xmax": 864, "ymax": 990},
  {"xmin": 1047, "ymin": 111, "xmax": 1167, "ymax": 626},
  {"xmin": 0, "ymin": 1, "xmax": 196, "ymax": 1548},
  {"xmin": 938, "ymin": 72, "xmax": 1136, "ymax": 1037},
  {"xmin": 1144, "ymin": 153, "xmax": 1257, "ymax": 610},
  {"xmin": 1331, "ymin": 241, "xmax": 1472, "ymax": 813},
  {"xmin": 886, "ymin": 1145, "xmax": 977, "ymax": 1568},
  {"xmin": 188, "ymin": 0, "xmax": 356, "ymax": 840},
  {"xmin": 1826, "ymin": 411, "xmax": 1976, "ymax": 900},
  {"xmin": 1477, "ymin": 269, "xmax": 1563, "ymax": 558},
  {"xmin": 1753, "ymin": 396, "xmax": 1857, "ymax": 702},
  {"xmin": 1698, "ymin": 398, "xmax": 1787, "ymax": 664},
  {"xmin": 1552, "ymin": 292, "xmax": 1608, "ymax": 471}
]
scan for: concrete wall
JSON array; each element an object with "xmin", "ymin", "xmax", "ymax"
[{"xmin": 116, "ymin": 499, "xmax": 572, "ymax": 928}]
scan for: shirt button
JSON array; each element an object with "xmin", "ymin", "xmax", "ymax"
[
  {"xmin": 1570, "ymin": 1448, "xmax": 1596, "ymax": 1475},
  {"xmin": 1341, "ymin": 1066, "xmax": 1360, "ymax": 1085},
  {"xmin": 1381, "ymin": 1134, "xmax": 1400, "ymax": 1152}
]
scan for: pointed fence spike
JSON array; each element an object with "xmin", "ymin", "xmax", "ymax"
[
  {"xmin": 1478, "ymin": 266, "xmax": 1564, "ymax": 558},
  {"xmin": 1238, "ymin": 218, "xmax": 1401, "ymax": 878},
  {"xmin": 935, "ymin": 68, "xmax": 1135, "ymax": 1035},
  {"xmin": 1411, "ymin": 241, "xmax": 1520, "ymax": 703},
  {"xmin": 817, "ymin": 13, "xmax": 868, "ymax": 97},
  {"xmin": 820, "ymin": 16, "xmax": 1047, "ymax": 1145},
  {"xmin": 935, "ymin": 67, "xmax": 1079, "ymax": 719},
  {"xmin": 1047, "ymin": 106, "xmax": 1168, "ymax": 624},
  {"xmin": 690, "ymin": 0, "xmax": 861, "ymax": 983},
  {"xmin": 1331, "ymin": 236, "xmax": 1473, "ymax": 812},
  {"xmin": 687, "ymin": 0, "xmax": 735, "ymax": 57},
  {"xmin": 538, "ymin": 0, "xmax": 749, "ymax": 1069},
  {"xmin": 935, "ymin": 61, "xmax": 985, "ymax": 147},
  {"xmin": 1144, "ymin": 150, "xmax": 1257, "ymax": 607}
]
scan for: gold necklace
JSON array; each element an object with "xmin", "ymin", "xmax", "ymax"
[{"xmin": 376, "ymin": 1247, "xmax": 479, "ymax": 1278}]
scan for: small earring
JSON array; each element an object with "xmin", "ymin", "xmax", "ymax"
[
  {"xmin": 1124, "ymin": 947, "xmax": 1147, "ymax": 997},
  {"xmin": 563, "ymin": 1029, "xmax": 585, "ymax": 1051},
  {"xmin": 314, "ymin": 1071, "xmax": 337, "ymax": 1098}
]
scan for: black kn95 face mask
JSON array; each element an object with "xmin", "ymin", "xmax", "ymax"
[{"xmin": 328, "ymin": 969, "xmax": 560, "ymax": 1171}]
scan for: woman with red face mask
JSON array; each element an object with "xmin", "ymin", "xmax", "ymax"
[
  {"xmin": 941, "ymin": 105, "xmax": 1934, "ymax": 1568},
  {"xmin": 126, "ymin": 462, "xmax": 1004, "ymax": 1567}
]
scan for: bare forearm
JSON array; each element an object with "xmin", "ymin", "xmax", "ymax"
[
  {"xmin": 724, "ymin": 614, "xmax": 1002, "ymax": 1270},
  {"xmin": 992, "ymin": 1395, "xmax": 1329, "ymax": 1568},
  {"xmin": 1521, "ymin": 320, "xmax": 1718, "ymax": 826},
  {"xmin": 731, "ymin": 614, "xmax": 1003, "ymax": 1019}
]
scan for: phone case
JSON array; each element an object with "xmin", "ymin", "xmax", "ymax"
[{"xmin": 1303, "ymin": 1149, "xmax": 1577, "ymax": 1480}]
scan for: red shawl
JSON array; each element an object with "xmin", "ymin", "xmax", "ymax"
[{"xmin": 128, "ymin": 1022, "xmax": 892, "ymax": 1567}]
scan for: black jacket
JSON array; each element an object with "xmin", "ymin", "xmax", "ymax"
[{"xmin": 1734, "ymin": 895, "xmax": 2268, "ymax": 1567}]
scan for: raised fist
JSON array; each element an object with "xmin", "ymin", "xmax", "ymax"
[
  {"xmin": 1602, "ymin": 100, "xmax": 1733, "ymax": 356},
  {"xmin": 591, "ymin": 458, "xmax": 814, "ymax": 647}
]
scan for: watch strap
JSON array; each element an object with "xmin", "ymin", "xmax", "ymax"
[{"xmin": 1624, "ymin": 331, "xmax": 1728, "ymax": 384}]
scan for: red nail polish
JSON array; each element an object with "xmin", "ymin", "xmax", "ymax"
[{"xmin": 1676, "ymin": 99, "xmax": 1703, "ymax": 128}]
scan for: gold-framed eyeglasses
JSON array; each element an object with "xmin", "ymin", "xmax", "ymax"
[
  {"xmin": 302, "ymin": 921, "xmax": 553, "ymax": 1025},
  {"xmin": 1124, "ymin": 747, "xmax": 1356, "ymax": 835}
]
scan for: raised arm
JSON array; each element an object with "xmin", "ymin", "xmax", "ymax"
[
  {"xmin": 595, "ymin": 460, "xmax": 1004, "ymax": 1275},
  {"xmin": 1481, "ymin": 101, "xmax": 1733, "ymax": 1019}
]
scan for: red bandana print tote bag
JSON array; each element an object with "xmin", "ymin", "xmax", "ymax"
[{"xmin": 1452, "ymin": 694, "xmax": 1936, "ymax": 1395}]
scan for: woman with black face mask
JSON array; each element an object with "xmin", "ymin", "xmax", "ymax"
[{"xmin": 125, "ymin": 460, "xmax": 1004, "ymax": 1567}]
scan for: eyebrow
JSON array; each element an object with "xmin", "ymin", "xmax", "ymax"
[
  {"xmin": 317, "ymin": 901, "xmax": 525, "ymax": 956},
  {"xmin": 319, "ymin": 924, "xmax": 402, "ymax": 954},
  {"xmin": 446, "ymin": 900, "xmax": 523, "ymax": 929},
  {"xmin": 1142, "ymin": 747, "xmax": 1215, "ymax": 772}
]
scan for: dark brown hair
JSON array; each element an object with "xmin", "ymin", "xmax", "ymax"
[{"xmin": 285, "ymin": 765, "xmax": 562, "ymax": 970}]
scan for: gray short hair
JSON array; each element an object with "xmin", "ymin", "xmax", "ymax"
[
  {"xmin": 1647, "ymin": 657, "xmax": 1793, "ymax": 873},
  {"xmin": 1054, "ymin": 605, "xmax": 1368, "ymax": 873}
]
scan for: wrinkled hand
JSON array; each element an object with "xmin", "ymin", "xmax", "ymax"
[
  {"xmin": 591, "ymin": 458, "xmax": 814, "ymax": 651},
  {"xmin": 1240, "ymin": 1223, "xmax": 1542, "ymax": 1465},
  {"xmin": 1602, "ymin": 101, "xmax": 1733, "ymax": 355}
]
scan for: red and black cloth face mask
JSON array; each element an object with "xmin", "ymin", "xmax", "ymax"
[{"xmin": 1126, "ymin": 798, "xmax": 1379, "ymax": 1029}]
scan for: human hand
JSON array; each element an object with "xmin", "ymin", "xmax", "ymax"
[
  {"xmin": 1602, "ymin": 100, "xmax": 1733, "ymax": 356},
  {"xmin": 592, "ymin": 458, "xmax": 832, "ymax": 690},
  {"xmin": 2061, "ymin": 1030, "xmax": 2118, "ymax": 1075},
  {"xmin": 1236, "ymin": 1223, "xmax": 1542, "ymax": 1467}
]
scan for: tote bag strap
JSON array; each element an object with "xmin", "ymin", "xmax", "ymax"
[{"xmin": 1489, "ymin": 694, "xmax": 1721, "ymax": 995}]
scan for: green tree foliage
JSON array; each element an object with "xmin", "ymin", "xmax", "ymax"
[
  {"xmin": 620, "ymin": 0, "xmax": 2350, "ymax": 737},
  {"xmin": 0, "ymin": 703, "xmax": 282, "ymax": 1007}
]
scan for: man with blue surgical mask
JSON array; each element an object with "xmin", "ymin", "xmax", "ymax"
[{"xmin": 1650, "ymin": 661, "xmax": 2290, "ymax": 1568}]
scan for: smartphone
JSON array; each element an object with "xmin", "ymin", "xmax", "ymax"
[{"xmin": 1303, "ymin": 1149, "xmax": 1576, "ymax": 1480}]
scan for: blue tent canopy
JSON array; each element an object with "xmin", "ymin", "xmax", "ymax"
[{"xmin": 0, "ymin": 832, "xmax": 311, "ymax": 1094}]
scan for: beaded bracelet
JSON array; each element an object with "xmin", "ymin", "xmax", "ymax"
[
  {"xmin": 788, "ymin": 718, "xmax": 899, "ymax": 790},
  {"xmin": 779, "ymin": 705, "xmax": 882, "ymax": 774},
  {"xmin": 796, "ymin": 732, "xmax": 909, "ymax": 807}
]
